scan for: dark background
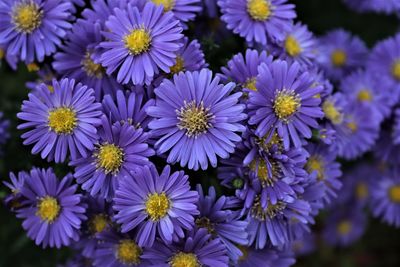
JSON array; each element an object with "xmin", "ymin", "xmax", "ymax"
[{"xmin": 0, "ymin": 0, "xmax": 399, "ymax": 266}]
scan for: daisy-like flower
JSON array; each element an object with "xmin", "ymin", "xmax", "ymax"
[
  {"xmin": 149, "ymin": 0, "xmax": 202, "ymax": 24},
  {"xmin": 370, "ymin": 168, "xmax": 400, "ymax": 227},
  {"xmin": 219, "ymin": 49, "xmax": 273, "ymax": 93},
  {"xmin": 102, "ymin": 90, "xmax": 155, "ymax": 131},
  {"xmin": 16, "ymin": 168, "xmax": 86, "ymax": 248},
  {"xmin": 71, "ymin": 115, "xmax": 154, "ymax": 200},
  {"xmin": 113, "ymin": 165, "xmax": 199, "ymax": 247},
  {"xmin": 53, "ymin": 19, "xmax": 122, "ymax": 100},
  {"xmin": 82, "ymin": 0, "xmax": 131, "ymax": 27},
  {"xmin": 248, "ymin": 60, "xmax": 324, "ymax": 149},
  {"xmin": 316, "ymin": 29, "xmax": 368, "ymax": 81},
  {"xmin": 99, "ymin": 2, "xmax": 183, "ymax": 85},
  {"xmin": 218, "ymin": 0, "xmax": 296, "ymax": 45},
  {"xmin": 93, "ymin": 230, "xmax": 149, "ymax": 267},
  {"xmin": 143, "ymin": 228, "xmax": 229, "ymax": 266},
  {"xmin": 168, "ymin": 37, "xmax": 207, "ymax": 76},
  {"xmin": 3, "ymin": 171, "xmax": 27, "ymax": 212},
  {"xmin": 195, "ymin": 185, "xmax": 248, "ymax": 261},
  {"xmin": 17, "ymin": 78, "xmax": 102, "ymax": 163},
  {"xmin": 147, "ymin": 69, "xmax": 247, "ymax": 170},
  {"xmin": 0, "ymin": 0, "xmax": 72, "ymax": 63}
]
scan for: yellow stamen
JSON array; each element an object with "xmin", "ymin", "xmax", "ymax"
[
  {"xmin": 337, "ymin": 220, "xmax": 352, "ymax": 235},
  {"xmin": 96, "ymin": 144, "xmax": 124, "ymax": 174},
  {"xmin": 36, "ymin": 196, "xmax": 60, "ymax": 223},
  {"xmin": 389, "ymin": 185, "xmax": 400, "ymax": 203},
  {"xmin": 322, "ymin": 100, "xmax": 343, "ymax": 124},
  {"xmin": 48, "ymin": 107, "xmax": 77, "ymax": 134},
  {"xmin": 331, "ymin": 49, "xmax": 347, "ymax": 67},
  {"xmin": 145, "ymin": 192, "xmax": 170, "ymax": 221},
  {"xmin": 151, "ymin": 0, "xmax": 175, "ymax": 12},
  {"xmin": 243, "ymin": 77, "xmax": 257, "ymax": 91},
  {"xmin": 273, "ymin": 90, "xmax": 301, "ymax": 121},
  {"xmin": 81, "ymin": 52, "xmax": 104, "ymax": 78},
  {"xmin": 116, "ymin": 239, "xmax": 142, "ymax": 265},
  {"xmin": 27, "ymin": 62, "xmax": 39, "ymax": 72},
  {"xmin": 251, "ymin": 196, "xmax": 286, "ymax": 221},
  {"xmin": 170, "ymin": 56, "xmax": 185, "ymax": 75},
  {"xmin": 346, "ymin": 122, "xmax": 357, "ymax": 133},
  {"xmin": 357, "ymin": 89, "xmax": 372, "ymax": 102},
  {"xmin": 247, "ymin": 0, "xmax": 271, "ymax": 21},
  {"xmin": 285, "ymin": 35, "xmax": 302, "ymax": 57},
  {"xmin": 124, "ymin": 29, "xmax": 151, "ymax": 55},
  {"xmin": 89, "ymin": 214, "xmax": 109, "ymax": 234},
  {"xmin": 177, "ymin": 100, "xmax": 213, "ymax": 137},
  {"xmin": 306, "ymin": 156, "xmax": 324, "ymax": 181},
  {"xmin": 356, "ymin": 182, "xmax": 368, "ymax": 200},
  {"xmin": 391, "ymin": 60, "xmax": 400, "ymax": 81},
  {"xmin": 170, "ymin": 252, "xmax": 200, "ymax": 267},
  {"xmin": 47, "ymin": 85, "xmax": 54, "ymax": 93},
  {"xmin": 12, "ymin": 2, "xmax": 43, "ymax": 33}
]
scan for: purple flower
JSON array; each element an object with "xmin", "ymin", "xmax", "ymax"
[
  {"xmin": 3, "ymin": 171, "xmax": 27, "ymax": 211},
  {"xmin": 0, "ymin": 44, "xmax": 18, "ymax": 70},
  {"xmin": 53, "ymin": 19, "xmax": 122, "ymax": 100},
  {"xmin": 99, "ymin": 2, "xmax": 183, "ymax": 85},
  {"xmin": 316, "ymin": 29, "xmax": 368, "ymax": 81},
  {"xmin": 237, "ymin": 247, "xmax": 282, "ymax": 267},
  {"xmin": 248, "ymin": 60, "xmax": 324, "ymax": 149},
  {"xmin": 82, "ymin": 0, "xmax": 132, "ymax": 27},
  {"xmin": 291, "ymin": 232, "xmax": 316, "ymax": 256},
  {"xmin": 71, "ymin": 115, "xmax": 154, "ymax": 200},
  {"xmin": 18, "ymin": 78, "xmax": 102, "ymax": 163},
  {"xmin": 0, "ymin": 0, "xmax": 72, "ymax": 63},
  {"xmin": 218, "ymin": 0, "xmax": 296, "ymax": 45},
  {"xmin": 16, "ymin": 168, "xmax": 86, "ymax": 248},
  {"xmin": 147, "ymin": 69, "xmax": 247, "ymax": 170},
  {"xmin": 113, "ymin": 165, "xmax": 199, "ymax": 247},
  {"xmin": 150, "ymin": 0, "xmax": 202, "ymax": 23},
  {"xmin": 142, "ymin": 228, "xmax": 229, "ymax": 266}
]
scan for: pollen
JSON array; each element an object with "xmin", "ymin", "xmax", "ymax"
[
  {"xmin": 27, "ymin": 62, "xmax": 39, "ymax": 72},
  {"xmin": 391, "ymin": 60, "xmax": 400, "ymax": 81},
  {"xmin": 251, "ymin": 196, "xmax": 286, "ymax": 221},
  {"xmin": 170, "ymin": 252, "xmax": 200, "ymax": 267},
  {"xmin": 243, "ymin": 77, "xmax": 257, "ymax": 91},
  {"xmin": 273, "ymin": 90, "xmax": 301, "ymax": 121},
  {"xmin": 322, "ymin": 100, "xmax": 343, "ymax": 124},
  {"xmin": 145, "ymin": 192, "xmax": 170, "ymax": 221},
  {"xmin": 249, "ymin": 158, "xmax": 279, "ymax": 186},
  {"xmin": 152, "ymin": 0, "xmax": 175, "ymax": 12},
  {"xmin": 331, "ymin": 49, "xmax": 347, "ymax": 67},
  {"xmin": 96, "ymin": 144, "xmax": 124, "ymax": 174},
  {"xmin": 82, "ymin": 52, "xmax": 104, "ymax": 79},
  {"xmin": 357, "ymin": 89, "xmax": 372, "ymax": 102},
  {"xmin": 12, "ymin": 2, "xmax": 43, "ymax": 33},
  {"xmin": 285, "ymin": 35, "xmax": 302, "ymax": 57},
  {"xmin": 170, "ymin": 56, "xmax": 185, "ymax": 75},
  {"xmin": 247, "ymin": 0, "xmax": 271, "ymax": 21},
  {"xmin": 389, "ymin": 185, "xmax": 400, "ymax": 203},
  {"xmin": 346, "ymin": 121, "xmax": 358, "ymax": 133},
  {"xmin": 177, "ymin": 100, "xmax": 213, "ymax": 137},
  {"xmin": 306, "ymin": 156, "xmax": 325, "ymax": 181},
  {"xmin": 356, "ymin": 182, "xmax": 368, "ymax": 200},
  {"xmin": 124, "ymin": 29, "xmax": 151, "ymax": 55},
  {"xmin": 195, "ymin": 217, "xmax": 215, "ymax": 234},
  {"xmin": 256, "ymin": 132, "xmax": 283, "ymax": 152},
  {"xmin": 116, "ymin": 239, "xmax": 142, "ymax": 265},
  {"xmin": 337, "ymin": 220, "xmax": 352, "ymax": 236},
  {"xmin": 36, "ymin": 196, "xmax": 60, "ymax": 223},
  {"xmin": 48, "ymin": 107, "xmax": 77, "ymax": 135},
  {"xmin": 89, "ymin": 214, "xmax": 109, "ymax": 234}
]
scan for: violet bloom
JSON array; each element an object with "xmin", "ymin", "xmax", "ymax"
[
  {"xmin": 99, "ymin": 2, "xmax": 183, "ymax": 85},
  {"xmin": 248, "ymin": 60, "xmax": 324, "ymax": 149},
  {"xmin": 71, "ymin": 115, "xmax": 154, "ymax": 200},
  {"xmin": 0, "ymin": 0, "xmax": 72, "ymax": 63},
  {"xmin": 18, "ymin": 78, "xmax": 102, "ymax": 163},
  {"xmin": 16, "ymin": 168, "xmax": 86, "ymax": 248},
  {"xmin": 113, "ymin": 165, "xmax": 199, "ymax": 247},
  {"xmin": 3, "ymin": 171, "xmax": 27, "ymax": 212},
  {"xmin": 218, "ymin": 0, "xmax": 296, "ymax": 45},
  {"xmin": 149, "ymin": 0, "xmax": 202, "ymax": 23},
  {"xmin": 147, "ymin": 69, "xmax": 247, "ymax": 170}
]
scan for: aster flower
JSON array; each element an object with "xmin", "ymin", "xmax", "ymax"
[
  {"xmin": 0, "ymin": 45, "xmax": 18, "ymax": 70},
  {"xmin": 218, "ymin": 0, "xmax": 296, "ymax": 45},
  {"xmin": 113, "ymin": 165, "xmax": 199, "ymax": 247},
  {"xmin": 248, "ymin": 60, "xmax": 324, "ymax": 149},
  {"xmin": 71, "ymin": 115, "xmax": 154, "ymax": 200},
  {"xmin": 316, "ymin": 29, "xmax": 368, "ymax": 81},
  {"xmin": 18, "ymin": 78, "xmax": 102, "ymax": 163},
  {"xmin": 142, "ymin": 228, "xmax": 229, "ymax": 266},
  {"xmin": 3, "ymin": 171, "xmax": 27, "ymax": 211},
  {"xmin": 147, "ymin": 69, "xmax": 247, "ymax": 170},
  {"xmin": 99, "ymin": 2, "xmax": 183, "ymax": 85},
  {"xmin": 82, "ymin": 0, "xmax": 132, "ymax": 27},
  {"xmin": 16, "ymin": 168, "xmax": 86, "ymax": 248},
  {"xmin": 53, "ymin": 19, "xmax": 122, "ymax": 100},
  {"xmin": 195, "ymin": 185, "xmax": 248, "ymax": 261},
  {"xmin": 0, "ymin": 0, "xmax": 72, "ymax": 63},
  {"xmin": 374, "ymin": 129, "xmax": 400, "ymax": 164},
  {"xmin": 93, "ymin": 230, "xmax": 149, "ymax": 267},
  {"xmin": 149, "ymin": 0, "xmax": 202, "ymax": 24},
  {"xmin": 370, "ymin": 168, "xmax": 400, "ymax": 227},
  {"xmin": 25, "ymin": 64, "xmax": 56, "ymax": 92}
]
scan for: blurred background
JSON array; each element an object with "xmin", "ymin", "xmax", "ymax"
[{"xmin": 1, "ymin": 0, "xmax": 400, "ymax": 266}]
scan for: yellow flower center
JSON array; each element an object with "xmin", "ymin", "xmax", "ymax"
[
  {"xmin": 337, "ymin": 220, "xmax": 352, "ymax": 236},
  {"xmin": 273, "ymin": 90, "xmax": 301, "ymax": 120},
  {"xmin": 116, "ymin": 240, "xmax": 142, "ymax": 265},
  {"xmin": 256, "ymin": 132, "xmax": 283, "ymax": 151},
  {"xmin": 145, "ymin": 192, "xmax": 170, "ymax": 221},
  {"xmin": 251, "ymin": 196, "xmax": 286, "ymax": 221},
  {"xmin": 285, "ymin": 35, "xmax": 302, "ymax": 57},
  {"xmin": 306, "ymin": 156, "xmax": 324, "ymax": 181},
  {"xmin": 243, "ymin": 77, "xmax": 257, "ymax": 91},
  {"xmin": 170, "ymin": 252, "xmax": 200, "ymax": 267},
  {"xmin": 356, "ymin": 182, "xmax": 368, "ymax": 200},
  {"xmin": 170, "ymin": 56, "xmax": 185, "ymax": 75},
  {"xmin": 391, "ymin": 60, "xmax": 400, "ymax": 81},
  {"xmin": 177, "ymin": 100, "xmax": 213, "ymax": 137},
  {"xmin": 151, "ymin": 0, "xmax": 175, "ymax": 12},
  {"xmin": 389, "ymin": 185, "xmax": 400, "ymax": 203},
  {"xmin": 124, "ymin": 29, "xmax": 151, "ymax": 55},
  {"xmin": 247, "ymin": 0, "xmax": 271, "ymax": 21},
  {"xmin": 82, "ymin": 52, "xmax": 104, "ymax": 79},
  {"xmin": 36, "ymin": 196, "xmax": 60, "ymax": 223},
  {"xmin": 47, "ymin": 85, "xmax": 54, "ymax": 93},
  {"xmin": 12, "ymin": 3, "xmax": 43, "ymax": 33},
  {"xmin": 346, "ymin": 121, "xmax": 358, "ymax": 133},
  {"xmin": 89, "ymin": 214, "xmax": 109, "ymax": 234},
  {"xmin": 48, "ymin": 107, "xmax": 77, "ymax": 135},
  {"xmin": 26, "ymin": 62, "xmax": 39, "ymax": 72},
  {"xmin": 249, "ymin": 159, "xmax": 279, "ymax": 186},
  {"xmin": 357, "ymin": 89, "xmax": 372, "ymax": 102},
  {"xmin": 331, "ymin": 49, "xmax": 347, "ymax": 67},
  {"xmin": 195, "ymin": 217, "xmax": 215, "ymax": 234},
  {"xmin": 96, "ymin": 144, "xmax": 124, "ymax": 174},
  {"xmin": 322, "ymin": 100, "xmax": 343, "ymax": 124}
]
